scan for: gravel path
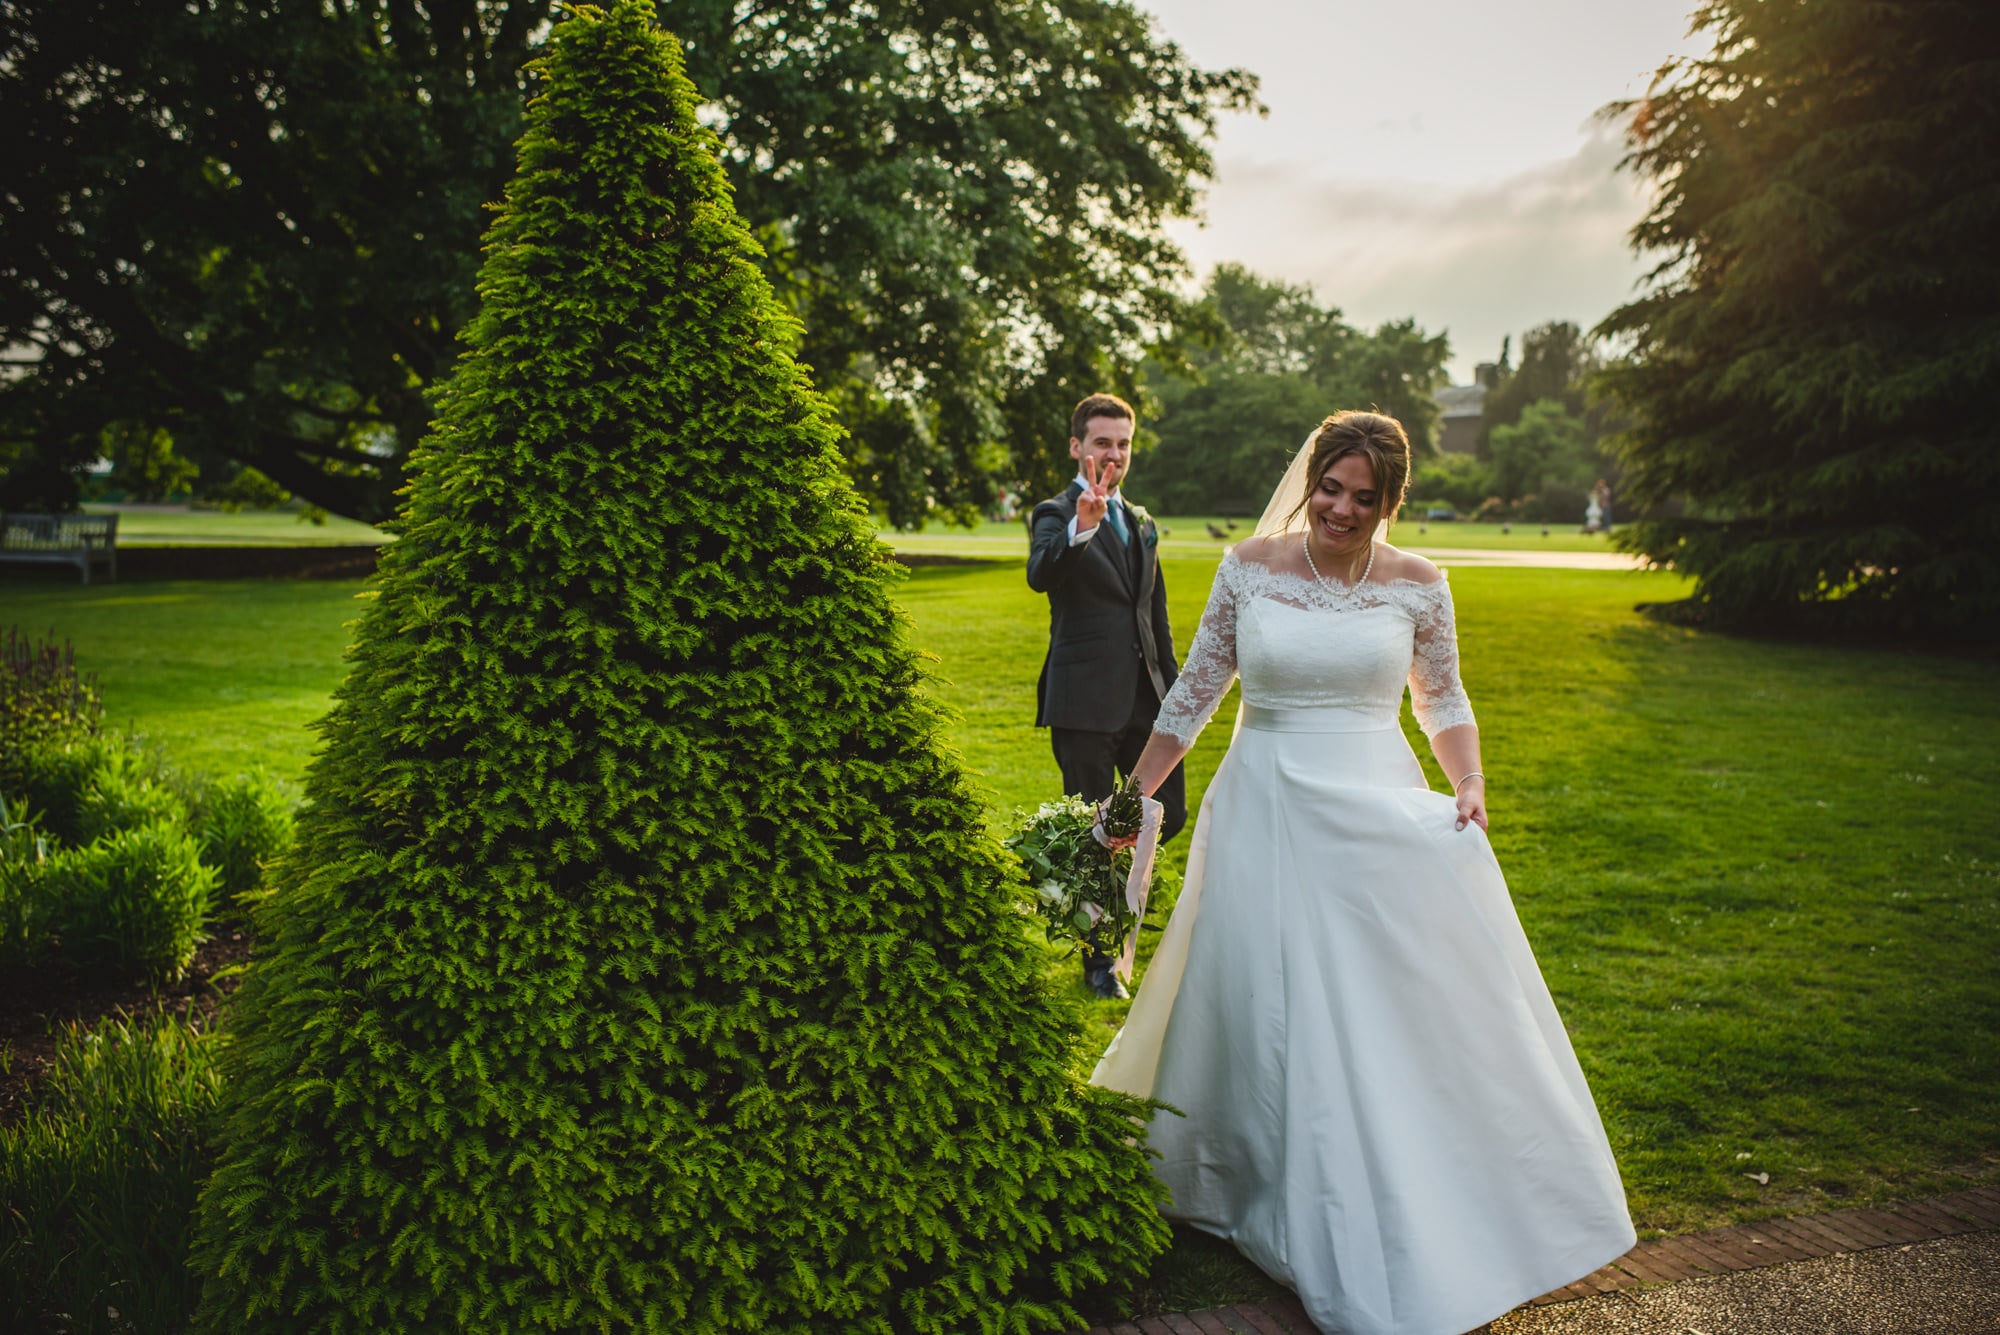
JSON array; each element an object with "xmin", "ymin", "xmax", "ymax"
[
  {"xmin": 1492, "ymin": 1230, "xmax": 2000, "ymax": 1335},
  {"xmin": 1416, "ymin": 547, "xmax": 1649, "ymax": 570},
  {"xmin": 1080, "ymin": 1189, "xmax": 2000, "ymax": 1335}
]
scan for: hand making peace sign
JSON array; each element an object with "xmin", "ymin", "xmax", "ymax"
[{"xmin": 1077, "ymin": 453, "xmax": 1114, "ymax": 533}]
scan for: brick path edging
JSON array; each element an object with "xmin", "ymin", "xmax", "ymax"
[{"xmin": 1078, "ymin": 1184, "xmax": 2000, "ymax": 1334}]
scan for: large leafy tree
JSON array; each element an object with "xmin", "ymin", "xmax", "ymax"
[
  {"xmin": 191, "ymin": 6, "xmax": 1166, "ymax": 1329},
  {"xmin": 1488, "ymin": 398, "xmax": 1602, "ymax": 523},
  {"xmin": 1475, "ymin": 319, "xmax": 1599, "ymax": 454},
  {"xmin": 0, "ymin": 0, "xmax": 543, "ymax": 517},
  {"xmin": 1598, "ymin": 0, "xmax": 2000, "ymax": 634},
  {"xmin": 0, "ymin": 0, "xmax": 1254, "ymax": 523},
  {"xmin": 1139, "ymin": 263, "xmax": 1449, "ymax": 514},
  {"xmin": 1453, "ymin": 319, "xmax": 1624, "ymax": 521}
]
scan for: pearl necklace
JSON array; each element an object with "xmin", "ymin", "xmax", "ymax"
[{"xmin": 1302, "ymin": 528, "xmax": 1373, "ymax": 597}]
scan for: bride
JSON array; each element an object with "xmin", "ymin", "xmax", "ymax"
[{"xmin": 1094, "ymin": 411, "xmax": 1635, "ymax": 1335}]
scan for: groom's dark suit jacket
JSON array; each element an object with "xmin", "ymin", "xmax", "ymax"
[{"xmin": 1027, "ymin": 482, "xmax": 1179, "ymax": 733}]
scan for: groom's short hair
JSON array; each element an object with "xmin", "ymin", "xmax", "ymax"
[{"xmin": 1070, "ymin": 393, "xmax": 1135, "ymax": 442}]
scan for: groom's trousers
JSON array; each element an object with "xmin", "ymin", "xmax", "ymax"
[{"xmin": 1049, "ymin": 679, "xmax": 1188, "ymax": 844}]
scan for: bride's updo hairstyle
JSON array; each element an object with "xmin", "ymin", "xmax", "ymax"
[{"xmin": 1289, "ymin": 410, "xmax": 1412, "ymax": 530}]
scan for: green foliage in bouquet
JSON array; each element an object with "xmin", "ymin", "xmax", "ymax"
[
  {"xmin": 190, "ymin": 6, "xmax": 1167, "ymax": 1331},
  {"xmin": 1006, "ymin": 781, "xmax": 1148, "ymax": 959}
]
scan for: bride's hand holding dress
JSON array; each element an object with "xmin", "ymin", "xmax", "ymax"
[{"xmin": 1453, "ymin": 773, "xmax": 1488, "ymax": 832}]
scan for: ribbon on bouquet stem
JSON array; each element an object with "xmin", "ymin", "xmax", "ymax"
[{"xmin": 1113, "ymin": 795, "xmax": 1164, "ymax": 985}]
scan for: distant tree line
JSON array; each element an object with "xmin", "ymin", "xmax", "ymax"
[
  {"xmin": 1407, "ymin": 320, "xmax": 1621, "ymax": 526},
  {"xmin": 1137, "ymin": 264, "xmax": 1450, "ymax": 516},
  {"xmin": 1133, "ymin": 293, "xmax": 1630, "ymax": 531}
]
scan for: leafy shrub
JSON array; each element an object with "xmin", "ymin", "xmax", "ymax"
[
  {"xmin": 0, "ymin": 628, "xmax": 102, "ymax": 793},
  {"xmin": 76, "ymin": 752, "xmax": 191, "ymax": 846},
  {"xmin": 188, "ymin": 772, "xmax": 294, "ymax": 901},
  {"xmin": 4, "ymin": 741, "xmax": 227, "ymax": 977},
  {"xmin": 1488, "ymin": 398, "xmax": 1601, "ymax": 516},
  {"xmin": 4, "ymin": 734, "xmax": 126, "ymax": 846},
  {"xmin": 1406, "ymin": 453, "xmax": 1494, "ymax": 515},
  {"xmin": 192, "ymin": 8, "xmax": 1167, "ymax": 1330},
  {"xmin": 0, "ymin": 793, "xmax": 52, "ymax": 970},
  {"xmin": 0, "ymin": 1013, "xmax": 222, "ymax": 1335},
  {"xmin": 1514, "ymin": 483, "xmax": 1593, "ymax": 526},
  {"xmin": 42, "ymin": 823, "xmax": 216, "ymax": 982},
  {"xmin": 7, "ymin": 735, "xmax": 186, "ymax": 850}
]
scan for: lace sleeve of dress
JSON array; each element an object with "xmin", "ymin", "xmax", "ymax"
[
  {"xmin": 1409, "ymin": 575, "xmax": 1477, "ymax": 739},
  {"xmin": 1154, "ymin": 556, "xmax": 1241, "ymax": 746}
]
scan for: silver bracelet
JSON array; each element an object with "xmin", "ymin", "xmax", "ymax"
[{"xmin": 1451, "ymin": 771, "xmax": 1485, "ymax": 791}]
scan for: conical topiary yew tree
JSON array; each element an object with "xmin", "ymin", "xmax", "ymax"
[{"xmin": 189, "ymin": 6, "xmax": 1167, "ymax": 1330}]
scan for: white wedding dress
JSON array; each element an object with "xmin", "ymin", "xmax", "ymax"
[{"xmin": 1093, "ymin": 545, "xmax": 1635, "ymax": 1335}]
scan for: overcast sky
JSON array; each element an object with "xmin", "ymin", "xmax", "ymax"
[{"xmin": 1139, "ymin": 0, "xmax": 1712, "ymax": 382}]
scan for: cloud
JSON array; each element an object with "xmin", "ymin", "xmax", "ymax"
[{"xmin": 1167, "ymin": 130, "xmax": 1660, "ymax": 380}]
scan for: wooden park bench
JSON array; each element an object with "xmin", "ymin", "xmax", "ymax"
[{"xmin": 0, "ymin": 513, "xmax": 118, "ymax": 584}]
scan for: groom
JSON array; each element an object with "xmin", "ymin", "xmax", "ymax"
[{"xmin": 1027, "ymin": 393, "xmax": 1188, "ymax": 999}]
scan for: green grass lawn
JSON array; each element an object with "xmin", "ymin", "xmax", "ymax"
[
  {"xmin": 71, "ymin": 502, "xmax": 1611, "ymax": 558},
  {"xmin": 882, "ymin": 515, "xmax": 1622, "ymax": 558},
  {"xmin": 4, "ymin": 559, "xmax": 1997, "ymax": 1257},
  {"xmin": 82, "ymin": 503, "xmax": 388, "ymax": 547},
  {"xmin": 0, "ymin": 581, "xmax": 366, "ymax": 781}
]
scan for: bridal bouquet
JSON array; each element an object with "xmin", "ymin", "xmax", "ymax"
[{"xmin": 1004, "ymin": 779, "xmax": 1150, "ymax": 959}]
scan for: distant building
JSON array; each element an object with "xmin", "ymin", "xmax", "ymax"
[{"xmin": 1432, "ymin": 361, "xmax": 1501, "ymax": 455}]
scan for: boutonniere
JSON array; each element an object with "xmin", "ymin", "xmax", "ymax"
[{"xmin": 1127, "ymin": 503, "xmax": 1158, "ymax": 547}]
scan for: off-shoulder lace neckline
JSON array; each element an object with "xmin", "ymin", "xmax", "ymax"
[{"xmin": 1222, "ymin": 544, "xmax": 1448, "ymax": 593}]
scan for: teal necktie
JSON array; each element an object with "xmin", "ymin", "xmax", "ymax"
[{"xmin": 1106, "ymin": 498, "xmax": 1130, "ymax": 544}]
